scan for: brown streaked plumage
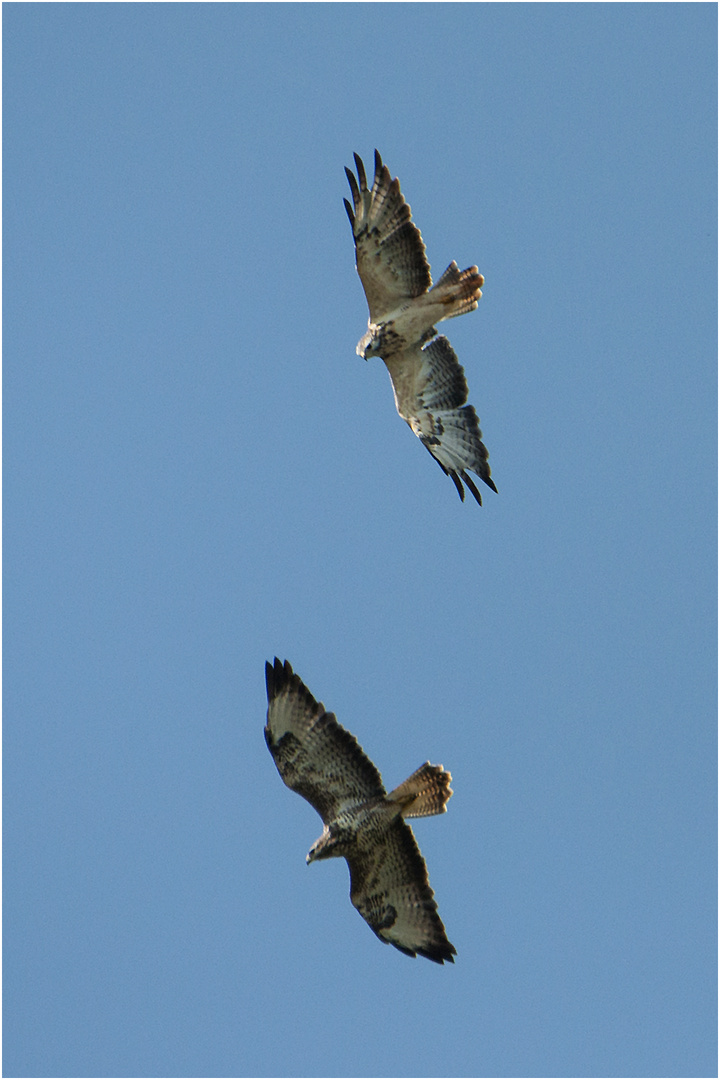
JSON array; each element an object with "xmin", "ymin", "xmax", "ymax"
[
  {"xmin": 344, "ymin": 150, "xmax": 497, "ymax": 505},
  {"xmin": 264, "ymin": 658, "xmax": 456, "ymax": 964}
]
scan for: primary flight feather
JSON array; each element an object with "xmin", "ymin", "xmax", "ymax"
[
  {"xmin": 265, "ymin": 658, "xmax": 456, "ymax": 964},
  {"xmin": 345, "ymin": 150, "xmax": 497, "ymax": 506}
]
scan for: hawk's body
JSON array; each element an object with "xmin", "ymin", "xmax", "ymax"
[
  {"xmin": 265, "ymin": 658, "xmax": 456, "ymax": 964},
  {"xmin": 344, "ymin": 150, "xmax": 497, "ymax": 506}
]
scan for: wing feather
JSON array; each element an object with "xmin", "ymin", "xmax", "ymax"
[
  {"xmin": 385, "ymin": 335, "xmax": 497, "ymax": 504},
  {"xmin": 348, "ymin": 818, "xmax": 456, "ymax": 964},
  {"xmin": 345, "ymin": 150, "xmax": 432, "ymax": 321},
  {"xmin": 265, "ymin": 658, "xmax": 386, "ymax": 823}
]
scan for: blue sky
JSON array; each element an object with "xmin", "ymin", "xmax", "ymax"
[{"xmin": 4, "ymin": 4, "xmax": 716, "ymax": 1078}]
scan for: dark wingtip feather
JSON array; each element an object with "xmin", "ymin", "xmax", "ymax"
[
  {"xmin": 266, "ymin": 657, "xmax": 293, "ymax": 702},
  {"xmin": 343, "ymin": 198, "xmax": 355, "ymax": 226},
  {"xmin": 353, "ymin": 152, "xmax": 367, "ymax": 190},
  {"xmin": 416, "ymin": 943, "xmax": 457, "ymax": 965},
  {"xmin": 345, "ymin": 165, "xmax": 360, "ymax": 205},
  {"xmin": 265, "ymin": 659, "xmax": 275, "ymax": 698},
  {"xmin": 461, "ymin": 472, "xmax": 483, "ymax": 507},
  {"xmin": 449, "ymin": 471, "xmax": 466, "ymax": 502}
]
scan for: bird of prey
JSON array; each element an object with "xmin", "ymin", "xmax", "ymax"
[
  {"xmin": 344, "ymin": 150, "xmax": 497, "ymax": 506},
  {"xmin": 264, "ymin": 658, "xmax": 456, "ymax": 964}
]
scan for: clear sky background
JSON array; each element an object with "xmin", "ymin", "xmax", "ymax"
[{"xmin": 4, "ymin": 5, "xmax": 716, "ymax": 1078}]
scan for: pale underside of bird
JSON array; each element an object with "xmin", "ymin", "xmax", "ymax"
[
  {"xmin": 264, "ymin": 658, "xmax": 456, "ymax": 964},
  {"xmin": 344, "ymin": 150, "xmax": 497, "ymax": 506}
]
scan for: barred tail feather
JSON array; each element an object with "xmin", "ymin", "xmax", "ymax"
[
  {"xmin": 386, "ymin": 762, "xmax": 453, "ymax": 818},
  {"xmin": 427, "ymin": 261, "xmax": 484, "ymax": 319}
]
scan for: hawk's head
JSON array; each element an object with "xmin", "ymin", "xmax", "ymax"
[
  {"xmin": 356, "ymin": 328, "xmax": 376, "ymax": 361},
  {"xmin": 306, "ymin": 823, "xmax": 351, "ymax": 864}
]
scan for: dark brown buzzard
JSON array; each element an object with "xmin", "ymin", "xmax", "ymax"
[{"xmin": 265, "ymin": 658, "xmax": 456, "ymax": 964}]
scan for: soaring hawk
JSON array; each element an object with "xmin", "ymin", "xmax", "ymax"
[
  {"xmin": 265, "ymin": 658, "xmax": 456, "ymax": 964},
  {"xmin": 344, "ymin": 150, "xmax": 497, "ymax": 506}
]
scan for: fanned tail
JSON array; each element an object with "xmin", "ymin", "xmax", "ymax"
[
  {"xmin": 386, "ymin": 762, "xmax": 453, "ymax": 818},
  {"xmin": 427, "ymin": 261, "xmax": 484, "ymax": 319}
]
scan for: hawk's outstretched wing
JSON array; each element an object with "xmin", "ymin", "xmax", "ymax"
[
  {"xmin": 265, "ymin": 658, "xmax": 385, "ymax": 824},
  {"xmin": 386, "ymin": 334, "xmax": 497, "ymax": 505},
  {"xmin": 349, "ymin": 815, "xmax": 457, "ymax": 965},
  {"xmin": 344, "ymin": 149, "xmax": 431, "ymax": 321}
]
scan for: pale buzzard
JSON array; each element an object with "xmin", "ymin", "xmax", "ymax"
[
  {"xmin": 265, "ymin": 658, "xmax": 456, "ymax": 964},
  {"xmin": 345, "ymin": 150, "xmax": 497, "ymax": 506}
]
